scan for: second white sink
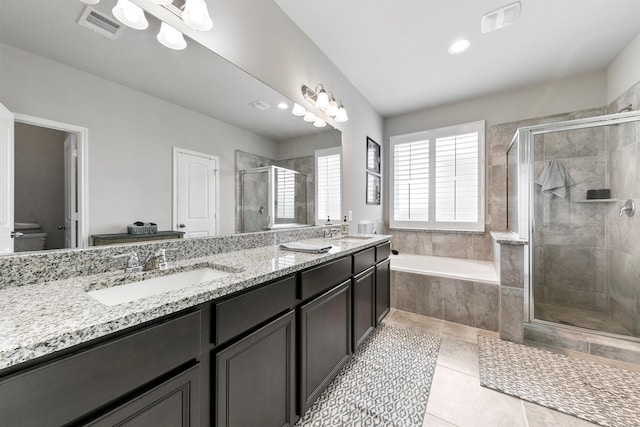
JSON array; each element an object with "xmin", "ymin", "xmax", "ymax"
[{"xmin": 87, "ymin": 268, "xmax": 229, "ymax": 306}]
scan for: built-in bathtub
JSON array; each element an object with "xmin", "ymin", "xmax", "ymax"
[{"xmin": 390, "ymin": 254, "xmax": 500, "ymax": 332}]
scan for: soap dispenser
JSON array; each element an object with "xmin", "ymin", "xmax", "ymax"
[{"xmin": 341, "ymin": 216, "xmax": 349, "ymax": 235}]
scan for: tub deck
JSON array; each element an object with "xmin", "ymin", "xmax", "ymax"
[{"xmin": 390, "ymin": 253, "xmax": 499, "ymax": 285}]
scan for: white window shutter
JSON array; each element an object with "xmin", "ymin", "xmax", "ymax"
[
  {"xmin": 393, "ymin": 140, "xmax": 429, "ymax": 221},
  {"xmin": 316, "ymin": 148, "xmax": 342, "ymax": 223},
  {"xmin": 276, "ymin": 168, "xmax": 295, "ymax": 220}
]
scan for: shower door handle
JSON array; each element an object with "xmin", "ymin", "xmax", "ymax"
[
  {"xmin": 10, "ymin": 231, "xmax": 24, "ymax": 239},
  {"xmin": 178, "ymin": 224, "xmax": 186, "ymax": 228}
]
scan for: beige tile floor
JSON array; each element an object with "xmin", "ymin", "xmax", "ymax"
[{"xmin": 383, "ymin": 308, "xmax": 600, "ymax": 427}]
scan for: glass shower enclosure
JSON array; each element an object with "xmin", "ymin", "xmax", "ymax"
[
  {"xmin": 508, "ymin": 110, "xmax": 640, "ymax": 340},
  {"xmin": 241, "ymin": 165, "xmax": 308, "ymax": 233}
]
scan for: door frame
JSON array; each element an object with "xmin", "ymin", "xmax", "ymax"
[
  {"xmin": 172, "ymin": 147, "xmax": 220, "ymax": 236},
  {"xmin": 13, "ymin": 114, "xmax": 89, "ymax": 248}
]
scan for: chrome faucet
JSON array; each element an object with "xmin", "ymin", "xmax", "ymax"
[
  {"xmin": 112, "ymin": 252, "xmax": 142, "ymax": 273},
  {"xmin": 323, "ymin": 226, "xmax": 341, "ymax": 238},
  {"xmin": 143, "ymin": 249, "xmax": 172, "ymax": 271}
]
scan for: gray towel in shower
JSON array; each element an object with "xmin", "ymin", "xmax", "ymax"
[{"xmin": 535, "ymin": 160, "xmax": 574, "ymax": 199}]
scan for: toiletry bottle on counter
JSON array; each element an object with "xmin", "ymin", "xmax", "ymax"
[{"xmin": 341, "ymin": 216, "xmax": 349, "ymax": 235}]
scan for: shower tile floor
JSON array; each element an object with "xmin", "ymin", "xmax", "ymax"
[
  {"xmin": 535, "ymin": 303, "xmax": 632, "ymax": 336},
  {"xmin": 385, "ymin": 308, "xmax": 640, "ymax": 426}
]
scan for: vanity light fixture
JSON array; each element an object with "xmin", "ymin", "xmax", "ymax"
[
  {"xmin": 182, "ymin": 0, "xmax": 213, "ymax": 31},
  {"xmin": 150, "ymin": 0, "xmax": 173, "ymax": 5},
  {"xmin": 303, "ymin": 111, "xmax": 317, "ymax": 123},
  {"xmin": 301, "ymin": 83, "xmax": 348, "ymax": 122},
  {"xmin": 112, "ymin": 0, "xmax": 149, "ymax": 30},
  {"xmin": 313, "ymin": 118, "xmax": 327, "ymax": 128},
  {"xmin": 157, "ymin": 21, "xmax": 187, "ymax": 50},
  {"xmin": 291, "ymin": 103, "xmax": 306, "ymax": 116}
]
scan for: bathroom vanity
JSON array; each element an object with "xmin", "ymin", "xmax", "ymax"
[{"xmin": 0, "ymin": 232, "xmax": 391, "ymax": 426}]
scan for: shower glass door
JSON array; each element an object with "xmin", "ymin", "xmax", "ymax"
[{"xmin": 527, "ymin": 113, "xmax": 640, "ymax": 338}]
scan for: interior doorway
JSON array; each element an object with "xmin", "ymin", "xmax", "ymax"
[{"xmin": 13, "ymin": 114, "xmax": 88, "ymax": 251}]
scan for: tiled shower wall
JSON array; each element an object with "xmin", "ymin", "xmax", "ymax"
[
  {"xmin": 532, "ymin": 118, "xmax": 608, "ymax": 312},
  {"xmin": 605, "ymin": 81, "xmax": 640, "ymax": 335}
]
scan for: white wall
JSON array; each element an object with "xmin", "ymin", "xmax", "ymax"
[
  {"xmin": 607, "ymin": 32, "xmax": 640, "ymax": 104},
  {"xmin": 276, "ymin": 129, "xmax": 342, "ymax": 160},
  {"xmin": 145, "ymin": 0, "xmax": 386, "ymax": 232},
  {"xmin": 0, "ymin": 42, "xmax": 280, "ymax": 236}
]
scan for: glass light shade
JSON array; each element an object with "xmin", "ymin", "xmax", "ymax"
[
  {"xmin": 315, "ymin": 89, "xmax": 329, "ymax": 109},
  {"xmin": 313, "ymin": 118, "xmax": 327, "ymax": 128},
  {"xmin": 182, "ymin": 0, "xmax": 213, "ymax": 31},
  {"xmin": 278, "ymin": 102, "xmax": 289, "ymax": 110},
  {"xmin": 303, "ymin": 111, "xmax": 316, "ymax": 122},
  {"xmin": 292, "ymin": 103, "xmax": 306, "ymax": 116},
  {"xmin": 112, "ymin": 0, "xmax": 148, "ymax": 30},
  {"xmin": 79, "ymin": 0, "xmax": 100, "ymax": 4},
  {"xmin": 150, "ymin": 0, "xmax": 173, "ymax": 4},
  {"xmin": 157, "ymin": 22, "xmax": 187, "ymax": 50},
  {"xmin": 326, "ymin": 99, "xmax": 339, "ymax": 117},
  {"xmin": 335, "ymin": 106, "xmax": 348, "ymax": 122}
]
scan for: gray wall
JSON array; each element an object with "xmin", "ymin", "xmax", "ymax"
[
  {"xmin": 14, "ymin": 123, "xmax": 67, "ymax": 250},
  {"xmin": 0, "ymin": 42, "xmax": 280, "ymax": 236}
]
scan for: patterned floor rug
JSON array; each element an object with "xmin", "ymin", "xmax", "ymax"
[
  {"xmin": 296, "ymin": 324, "xmax": 441, "ymax": 426},
  {"xmin": 478, "ymin": 335, "xmax": 640, "ymax": 427}
]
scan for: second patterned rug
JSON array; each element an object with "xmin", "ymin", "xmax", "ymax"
[{"xmin": 296, "ymin": 324, "xmax": 441, "ymax": 426}]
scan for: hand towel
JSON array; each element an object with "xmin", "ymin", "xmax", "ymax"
[
  {"xmin": 280, "ymin": 242, "xmax": 332, "ymax": 253},
  {"xmin": 535, "ymin": 160, "xmax": 574, "ymax": 199}
]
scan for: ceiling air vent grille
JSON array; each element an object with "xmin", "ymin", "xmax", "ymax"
[
  {"xmin": 481, "ymin": 1, "xmax": 521, "ymax": 34},
  {"xmin": 77, "ymin": 6, "xmax": 124, "ymax": 40},
  {"xmin": 249, "ymin": 100, "xmax": 272, "ymax": 111}
]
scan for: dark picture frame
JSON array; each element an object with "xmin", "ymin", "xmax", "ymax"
[
  {"xmin": 366, "ymin": 137, "xmax": 381, "ymax": 174},
  {"xmin": 366, "ymin": 171, "xmax": 381, "ymax": 205}
]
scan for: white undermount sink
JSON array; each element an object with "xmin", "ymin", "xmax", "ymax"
[{"xmin": 87, "ymin": 268, "xmax": 229, "ymax": 306}]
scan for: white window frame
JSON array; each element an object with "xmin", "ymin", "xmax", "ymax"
[
  {"xmin": 389, "ymin": 120, "xmax": 485, "ymax": 232},
  {"xmin": 315, "ymin": 146, "xmax": 342, "ymax": 224}
]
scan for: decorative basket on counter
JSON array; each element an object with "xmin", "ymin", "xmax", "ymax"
[{"xmin": 127, "ymin": 224, "xmax": 158, "ymax": 234}]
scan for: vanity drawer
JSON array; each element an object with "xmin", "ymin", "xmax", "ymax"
[
  {"xmin": 353, "ymin": 247, "xmax": 376, "ymax": 274},
  {"xmin": 214, "ymin": 275, "xmax": 297, "ymax": 345},
  {"xmin": 375, "ymin": 242, "xmax": 391, "ymax": 262},
  {"xmin": 300, "ymin": 256, "xmax": 352, "ymax": 301},
  {"xmin": 0, "ymin": 310, "xmax": 201, "ymax": 427}
]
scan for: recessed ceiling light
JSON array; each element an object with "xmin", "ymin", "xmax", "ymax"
[
  {"xmin": 278, "ymin": 102, "xmax": 289, "ymax": 110},
  {"xmin": 448, "ymin": 39, "xmax": 471, "ymax": 54}
]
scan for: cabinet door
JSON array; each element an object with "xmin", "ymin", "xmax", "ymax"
[
  {"xmin": 299, "ymin": 280, "xmax": 351, "ymax": 415},
  {"xmin": 353, "ymin": 266, "xmax": 376, "ymax": 351},
  {"xmin": 85, "ymin": 364, "xmax": 200, "ymax": 427},
  {"xmin": 216, "ymin": 310, "xmax": 296, "ymax": 427},
  {"xmin": 376, "ymin": 259, "xmax": 391, "ymax": 325}
]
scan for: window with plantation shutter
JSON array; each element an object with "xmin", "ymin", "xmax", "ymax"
[
  {"xmin": 275, "ymin": 168, "xmax": 295, "ymax": 220},
  {"xmin": 315, "ymin": 146, "xmax": 342, "ymax": 224},
  {"xmin": 390, "ymin": 121, "xmax": 485, "ymax": 231}
]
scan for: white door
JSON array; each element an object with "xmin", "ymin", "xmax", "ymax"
[
  {"xmin": 174, "ymin": 149, "xmax": 218, "ymax": 238},
  {"xmin": 0, "ymin": 102, "xmax": 14, "ymax": 254},
  {"xmin": 64, "ymin": 134, "xmax": 77, "ymax": 248}
]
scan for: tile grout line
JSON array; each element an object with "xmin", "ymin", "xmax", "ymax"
[{"xmin": 520, "ymin": 400, "xmax": 531, "ymax": 427}]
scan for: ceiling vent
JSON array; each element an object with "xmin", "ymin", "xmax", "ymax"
[
  {"xmin": 481, "ymin": 1, "xmax": 521, "ymax": 34},
  {"xmin": 249, "ymin": 100, "xmax": 272, "ymax": 111},
  {"xmin": 77, "ymin": 6, "xmax": 124, "ymax": 40}
]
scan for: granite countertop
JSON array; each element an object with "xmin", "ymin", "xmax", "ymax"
[
  {"xmin": 489, "ymin": 231, "xmax": 529, "ymax": 246},
  {"xmin": 0, "ymin": 235, "xmax": 391, "ymax": 371}
]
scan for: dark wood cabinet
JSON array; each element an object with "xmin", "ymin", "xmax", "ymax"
[
  {"xmin": 0, "ymin": 311, "xmax": 201, "ymax": 427},
  {"xmin": 85, "ymin": 364, "xmax": 201, "ymax": 427},
  {"xmin": 298, "ymin": 280, "xmax": 352, "ymax": 415},
  {"xmin": 352, "ymin": 266, "xmax": 376, "ymax": 351},
  {"xmin": 375, "ymin": 258, "xmax": 391, "ymax": 325},
  {"xmin": 216, "ymin": 310, "xmax": 296, "ymax": 427}
]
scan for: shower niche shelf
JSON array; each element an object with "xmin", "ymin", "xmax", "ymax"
[{"xmin": 573, "ymin": 199, "xmax": 618, "ymax": 203}]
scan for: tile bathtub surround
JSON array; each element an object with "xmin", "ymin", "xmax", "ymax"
[
  {"xmin": 296, "ymin": 324, "xmax": 440, "ymax": 426},
  {"xmin": 0, "ymin": 233, "xmax": 391, "ymax": 370},
  {"xmin": 0, "ymin": 226, "xmax": 328, "ymax": 290},
  {"xmin": 478, "ymin": 335, "xmax": 640, "ymax": 427}
]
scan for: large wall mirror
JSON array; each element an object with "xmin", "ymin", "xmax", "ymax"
[{"xmin": 0, "ymin": 0, "xmax": 341, "ymax": 254}]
